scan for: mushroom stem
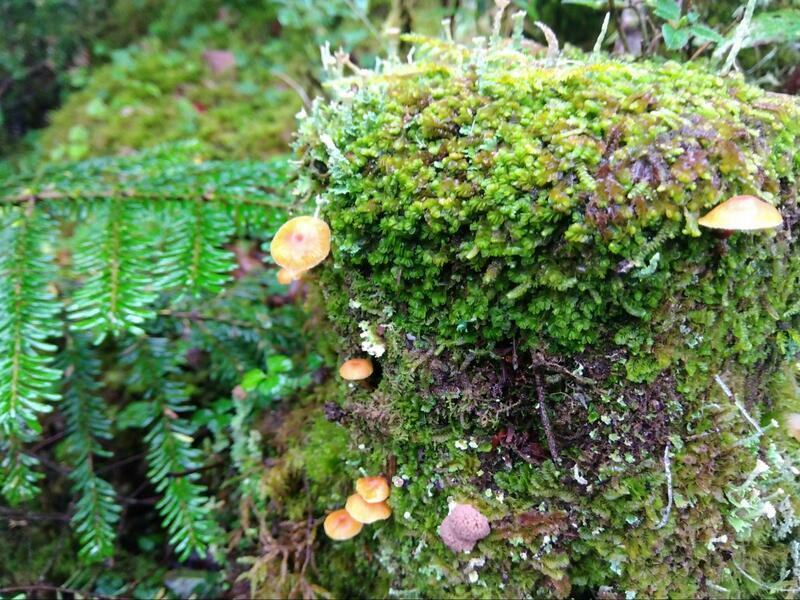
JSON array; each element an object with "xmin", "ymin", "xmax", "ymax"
[{"xmin": 534, "ymin": 370, "xmax": 560, "ymax": 464}]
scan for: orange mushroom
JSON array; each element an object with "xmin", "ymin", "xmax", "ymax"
[
  {"xmin": 277, "ymin": 267, "xmax": 300, "ymax": 285},
  {"xmin": 324, "ymin": 509, "xmax": 363, "ymax": 540},
  {"xmin": 786, "ymin": 413, "xmax": 800, "ymax": 442},
  {"xmin": 339, "ymin": 358, "xmax": 374, "ymax": 381},
  {"xmin": 270, "ymin": 216, "xmax": 331, "ymax": 272},
  {"xmin": 355, "ymin": 475, "xmax": 390, "ymax": 503},
  {"xmin": 698, "ymin": 195, "xmax": 783, "ymax": 231},
  {"xmin": 345, "ymin": 493, "xmax": 392, "ymax": 523}
]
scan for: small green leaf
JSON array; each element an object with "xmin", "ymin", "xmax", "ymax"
[
  {"xmin": 662, "ymin": 23, "xmax": 690, "ymax": 49},
  {"xmin": 689, "ymin": 23, "xmax": 724, "ymax": 43},
  {"xmin": 652, "ymin": 0, "xmax": 681, "ymax": 22},
  {"xmin": 266, "ymin": 354, "xmax": 292, "ymax": 374},
  {"xmin": 258, "ymin": 373, "xmax": 284, "ymax": 397},
  {"xmin": 241, "ymin": 369, "xmax": 265, "ymax": 391}
]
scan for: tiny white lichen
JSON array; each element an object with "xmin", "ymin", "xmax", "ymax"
[
  {"xmin": 573, "ymin": 463, "xmax": 588, "ymax": 485},
  {"xmin": 359, "ymin": 320, "xmax": 386, "ymax": 357},
  {"xmin": 707, "ymin": 534, "xmax": 728, "ymax": 551}
]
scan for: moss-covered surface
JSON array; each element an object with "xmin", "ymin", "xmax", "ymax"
[
  {"xmin": 40, "ymin": 36, "xmax": 301, "ymax": 162},
  {"xmin": 290, "ymin": 38, "xmax": 800, "ymax": 597}
]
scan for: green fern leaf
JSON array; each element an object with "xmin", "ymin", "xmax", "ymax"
[
  {"xmin": 121, "ymin": 337, "xmax": 221, "ymax": 560},
  {"xmin": 61, "ymin": 335, "xmax": 121, "ymax": 563},
  {"xmin": 68, "ymin": 200, "xmax": 159, "ymax": 342},
  {"xmin": 157, "ymin": 201, "xmax": 236, "ymax": 297},
  {"xmin": 0, "ymin": 208, "xmax": 61, "ymax": 503}
]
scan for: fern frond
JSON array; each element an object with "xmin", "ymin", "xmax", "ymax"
[
  {"xmin": 61, "ymin": 334, "xmax": 121, "ymax": 563},
  {"xmin": 122, "ymin": 337, "xmax": 221, "ymax": 560},
  {"xmin": 68, "ymin": 199, "xmax": 159, "ymax": 342},
  {"xmin": 0, "ymin": 438, "xmax": 44, "ymax": 504},
  {"xmin": 0, "ymin": 141, "xmax": 293, "ymax": 211},
  {"xmin": 0, "ymin": 208, "xmax": 61, "ymax": 503},
  {"xmin": 157, "ymin": 201, "xmax": 236, "ymax": 297}
]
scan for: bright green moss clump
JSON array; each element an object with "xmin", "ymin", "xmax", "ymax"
[
  {"xmin": 295, "ymin": 38, "xmax": 800, "ymax": 598},
  {"xmin": 41, "ymin": 37, "xmax": 300, "ymax": 162}
]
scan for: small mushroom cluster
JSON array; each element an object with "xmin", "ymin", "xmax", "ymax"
[
  {"xmin": 324, "ymin": 476, "xmax": 392, "ymax": 541},
  {"xmin": 270, "ymin": 215, "xmax": 331, "ymax": 284}
]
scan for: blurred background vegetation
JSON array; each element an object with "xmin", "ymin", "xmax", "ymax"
[{"xmin": 0, "ymin": 0, "xmax": 798, "ymax": 597}]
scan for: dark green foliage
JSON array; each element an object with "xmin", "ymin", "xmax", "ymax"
[
  {"xmin": 69, "ymin": 199, "xmax": 159, "ymax": 340},
  {"xmin": 61, "ymin": 334, "xmax": 120, "ymax": 563},
  {"xmin": 122, "ymin": 337, "xmax": 221, "ymax": 560},
  {"xmin": 0, "ymin": 209, "xmax": 61, "ymax": 504},
  {"xmin": 4, "ymin": 1, "xmax": 800, "ymax": 596},
  {"xmin": 0, "ymin": 142, "xmax": 299, "ymax": 567},
  {"xmin": 294, "ymin": 36, "xmax": 800, "ymax": 597},
  {"xmin": 0, "ymin": 0, "xmax": 165, "ymax": 151}
]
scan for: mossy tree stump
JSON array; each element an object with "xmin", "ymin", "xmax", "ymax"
[{"xmin": 295, "ymin": 38, "xmax": 800, "ymax": 597}]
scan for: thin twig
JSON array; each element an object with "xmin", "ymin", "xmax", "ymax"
[
  {"xmin": 534, "ymin": 371, "xmax": 560, "ymax": 463},
  {"xmin": 23, "ymin": 451, "xmax": 71, "ymax": 476},
  {"xmin": 168, "ymin": 459, "xmax": 225, "ymax": 478},
  {"xmin": 732, "ymin": 559, "xmax": 800, "ymax": 594},
  {"xmin": 714, "ymin": 374, "xmax": 764, "ymax": 434},
  {"xmin": 158, "ymin": 309, "xmax": 268, "ymax": 330},
  {"xmin": 29, "ymin": 430, "xmax": 67, "ymax": 453},
  {"xmin": 530, "ymin": 353, "xmax": 596, "ymax": 385},
  {"xmin": 97, "ymin": 451, "xmax": 146, "ymax": 475},
  {"xmin": 690, "ymin": 40, "xmax": 714, "ymax": 61},
  {"xmin": 721, "ymin": 0, "xmax": 757, "ymax": 74},
  {"xmin": 270, "ymin": 70, "xmax": 312, "ymax": 111},
  {"xmin": 609, "ymin": 0, "xmax": 632, "ymax": 55},
  {"xmin": 0, "ymin": 507, "xmax": 70, "ymax": 522},
  {"xmin": 632, "ymin": 1, "xmax": 651, "ymax": 55},
  {"xmin": 654, "ymin": 441, "xmax": 673, "ymax": 529},
  {"xmin": 343, "ymin": 0, "xmax": 382, "ymax": 41}
]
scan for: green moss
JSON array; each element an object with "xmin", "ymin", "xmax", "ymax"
[
  {"xmin": 294, "ymin": 37, "xmax": 800, "ymax": 597},
  {"xmin": 41, "ymin": 36, "xmax": 300, "ymax": 162}
]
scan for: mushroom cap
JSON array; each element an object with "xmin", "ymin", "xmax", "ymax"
[
  {"xmin": 345, "ymin": 493, "xmax": 392, "ymax": 523},
  {"xmin": 786, "ymin": 413, "xmax": 800, "ymax": 442},
  {"xmin": 324, "ymin": 509, "xmax": 363, "ymax": 540},
  {"xmin": 339, "ymin": 358, "xmax": 374, "ymax": 381},
  {"xmin": 277, "ymin": 268, "xmax": 301, "ymax": 285},
  {"xmin": 270, "ymin": 216, "xmax": 331, "ymax": 272},
  {"xmin": 355, "ymin": 476, "xmax": 390, "ymax": 503},
  {"xmin": 697, "ymin": 195, "xmax": 783, "ymax": 231}
]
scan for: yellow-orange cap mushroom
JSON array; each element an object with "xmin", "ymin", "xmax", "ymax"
[
  {"xmin": 270, "ymin": 216, "xmax": 331, "ymax": 272},
  {"xmin": 786, "ymin": 413, "xmax": 800, "ymax": 442},
  {"xmin": 277, "ymin": 268, "xmax": 301, "ymax": 285},
  {"xmin": 339, "ymin": 358, "xmax": 374, "ymax": 381},
  {"xmin": 324, "ymin": 509, "xmax": 363, "ymax": 540},
  {"xmin": 345, "ymin": 493, "xmax": 391, "ymax": 523},
  {"xmin": 697, "ymin": 195, "xmax": 783, "ymax": 231},
  {"xmin": 355, "ymin": 475, "xmax": 390, "ymax": 503}
]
